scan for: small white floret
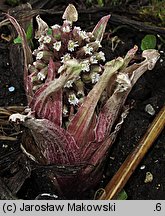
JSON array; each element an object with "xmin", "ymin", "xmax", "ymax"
[
  {"xmin": 79, "ymin": 30, "xmax": 88, "ymax": 40},
  {"xmin": 63, "ymin": 25, "xmax": 71, "ymax": 33},
  {"xmin": 68, "ymin": 40, "xmax": 79, "ymax": 52},
  {"xmin": 43, "ymin": 35, "xmax": 51, "ymax": 44},
  {"xmin": 68, "ymin": 93, "xmax": 79, "ymax": 106},
  {"xmin": 83, "ymin": 44, "xmax": 93, "ymax": 55},
  {"xmin": 81, "ymin": 60, "xmax": 90, "ymax": 72},
  {"xmin": 98, "ymin": 51, "xmax": 106, "ymax": 61},
  {"xmin": 91, "ymin": 73, "xmax": 100, "ymax": 83},
  {"xmin": 53, "ymin": 41, "xmax": 62, "ymax": 51},
  {"xmin": 61, "ymin": 53, "xmax": 71, "ymax": 63},
  {"xmin": 64, "ymin": 80, "xmax": 74, "ymax": 88},
  {"xmin": 36, "ymin": 51, "xmax": 44, "ymax": 60},
  {"xmin": 37, "ymin": 72, "xmax": 46, "ymax": 81},
  {"xmin": 90, "ymin": 56, "xmax": 98, "ymax": 64}
]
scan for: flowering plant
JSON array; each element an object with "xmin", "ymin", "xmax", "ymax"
[{"xmin": 8, "ymin": 4, "xmax": 159, "ymax": 198}]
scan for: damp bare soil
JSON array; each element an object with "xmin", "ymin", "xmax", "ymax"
[{"xmin": 0, "ymin": 2, "xmax": 165, "ymax": 200}]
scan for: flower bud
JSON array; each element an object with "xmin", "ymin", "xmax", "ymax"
[
  {"xmin": 74, "ymin": 79, "xmax": 85, "ymax": 97},
  {"xmin": 90, "ymin": 65, "xmax": 103, "ymax": 74},
  {"xmin": 95, "ymin": 51, "xmax": 106, "ymax": 62},
  {"xmin": 28, "ymin": 64, "xmax": 38, "ymax": 74},
  {"xmin": 68, "ymin": 92, "xmax": 79, "ymax": 106},
  {"xmin": 35, "ymin": 15, "xmax": 49, "ymax": 39},
  {"xmin": 81, "ymin": 73, "xmax": 91, "ymax": 83},
  {"xmin": 63, "ymin": 104, "xmax": 69, "ymax": 117},
  {"xmin": 37, "ymin": 66, "xmax": 48, "ymax": 81},
  {"xmin": 33, "ymin": 60, "xmax": 47, "ymax": 70},
  {"xmin": 52, "ymin": 26, "xmax": 61, "ymax": 40},
  {"xmin": 36, "ymin": 50, "xmax": 53, "ymax": 63},
  {"xmin": 62, "ymin": 4, "xmax": 78, "ymax": 23}
]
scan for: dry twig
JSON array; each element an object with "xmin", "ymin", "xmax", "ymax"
[{"xmin": 99, "ymin": 105, "xmax": 165, "ymax": 200}]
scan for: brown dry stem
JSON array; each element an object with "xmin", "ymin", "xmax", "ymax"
[{"xmin": 99, "ymin": 105, "xmax": 165, "ymax": 200}]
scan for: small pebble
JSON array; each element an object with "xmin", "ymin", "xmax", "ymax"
[
  {"xmin": 145, "ymin": 104, "xmax": 155, "ymax": 116},
  {"xmin": 140, "ymin": 165, "xmax": 146, "ymax": 170},
  {"xmin": 8, "ymin": 86, "xmax": 15, "ymax": 92},
  {"xmin": 2, "ymin": 144, "xmax": 8, "ymax": 148},
  {"xmin": 160, "ymin": 59, "xmax": 163, "ymax": 63},
  {"xmin": 144, "ymin": 172, "xmax": 153, "ymax": 183},
  {"xmin": 156, "ymin": 184, "xmax": 161, "ymax": 190}
]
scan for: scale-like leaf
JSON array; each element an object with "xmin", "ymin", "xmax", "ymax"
[
  {"xmin": 67, "ymin": 57, "xmax": 124, "ymax": 148},
  {"xmin": 23, "ymin": 118, "xmax": 79, "ymax": 164},
  {"xmin": 92, "ymin": 15, "xmax": 110, "ymax": 42}
]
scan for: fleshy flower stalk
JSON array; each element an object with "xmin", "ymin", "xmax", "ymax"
[{"xmin": 8, "ymin": 4, "xmax": 160, "ymax": 198}]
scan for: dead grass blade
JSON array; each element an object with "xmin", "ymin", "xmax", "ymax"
[{"xmin": 0, "ymin": 136, "xmax": 17, "ymax": 141}]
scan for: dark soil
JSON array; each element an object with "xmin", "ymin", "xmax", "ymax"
[{"xmin": 0, "ymin": 1, "xmax": 164, "ymax": 200}]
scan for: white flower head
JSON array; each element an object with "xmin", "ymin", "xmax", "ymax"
[
  {"xmin": 51, "ymin": 24, "xmax": 61, "ymax": 29},
  {"xmin": 61, "ymin": 53, "xmax": 71, "ymax": 63},
  {"xmin": 43, "ymin": 35, "xmax": 51, "ymax": 44},
  {"xmin": 53, "ymin": 41, "xmax": 62, "ymax": 51},
  {"xmin": 81, "ymin": 60, "xmax": 90, "ymax": 72},
  {"xmin": 90, "ymin": 56, "xmax": 98, "ymax": 64},
  {"xmin": 64, "ymin": 80, "xmax": 74, "ymax": 88},
  {"xmin": 98, "ymin": 51, "xmax": 106, "ymax": 62},
  {"xmin": 37, "ymin": 72, "xmax": 46, "ymax": 81},
  {"xmin": 63, "ymin": 25, "xmax": 71, "ymax": 33},
  {"xmin": 68, "ymin": 40, "xmax": 79, "ymax": 52},
  {"xmin": 91, "ymin": 73, "xmax": 100, "ymax": 83},
  {"xmin": 68, "ymin": 93, "xmax": 79, "ymax": 106},
  {"xmin": 36, "ymin": 51, "xmax": 44, "ymax": 60},
  {"xmin": 84, "ymin": 44, "xmax": 93, "ymax": 55}
]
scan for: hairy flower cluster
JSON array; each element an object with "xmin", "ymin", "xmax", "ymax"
[{"xmin": 28, "ymin": 11, "xmax": 107, "ymax": 122}]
